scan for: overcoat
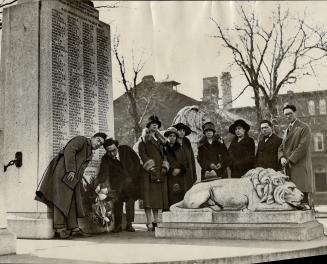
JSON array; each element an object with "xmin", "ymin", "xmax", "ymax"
[
  {"xmin": 197, "ymin": 137, "xmax": 229, "ymax": 181},
  {"xmin": 228, "ymin": 134, "xmax": 255, "ymax": 178},
  {"xmin": 256, "ymin": 133, "xmax": 282, "ymax": 171},
  {"xmin": 278, "ymin": 119, "xmax": 314, "ymax": 192},
  {"xmin": 138, "ymin": 135, "xmax": 169, "ymax": 210},
  {"xmin": 97, "ymin": 145, "xmax": 142, "ymax": 201},
  {"xmin": 180, "ymin": 137, "xmax": 197, "ymax": 188},
  {"xmin": 35, "ymin": 136, "xmax": 93, "ymax": 217},
  {"xmin": 165, "ymin": 142, "xmax": 189, "ymax": 206}
]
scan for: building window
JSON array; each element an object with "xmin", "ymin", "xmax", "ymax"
[
  {"xmin": 315, "ymin": 166, "xmax": 327, "ymax": 192},
  {"xmin": 308, "ymin": 100, "xmax": 315, "ymax": 115},
  {"xmin": 319, "ymin": 99, "xmax": 326, "ymax": 115},
  {"xmin": 313, "ymin": 133, "xmax": 324, "ymax": 151}
]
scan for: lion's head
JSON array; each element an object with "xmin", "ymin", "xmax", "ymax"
[{"xmin": 274, "ymin": 181, "xmax": 304, "ymax": 207}]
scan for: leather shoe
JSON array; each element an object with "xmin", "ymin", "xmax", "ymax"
[
  {"xmin": 71, "ymin": 229, "xmax": 91, "ymax": 238},
  {"xmin": 54, "ymin": 229, "xmax": 71, "ymax": 239},
  {"xmin": 125, "ymin": 224, "xmax": 135, "ymax": 232},
  {"xmin": 112, "ymin": 226, "xmax": 123, "ymax": 233}
]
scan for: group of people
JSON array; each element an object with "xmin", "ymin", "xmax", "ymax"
[{"xmin": 35, "ymin": 103, "xmax": 314, "ymax": 239}]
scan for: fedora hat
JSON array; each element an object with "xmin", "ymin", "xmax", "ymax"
[
  {"xmin": 202, "ymin": 122, "xmax": 216, "ymax": 134},
  {"xmin": 146, "ymin": 115, "xmax": 162, "ymax": 128},
  {"xmin": 229, "ymin": 119, "xmax": 250, "ymax": 134},
  {"xmin": 164, "ymin": 127, "xmax": 179, "ymax": 137},
  {"xmin": 173, "ymin": 123, "xmax": 191, "ymax": 136}
]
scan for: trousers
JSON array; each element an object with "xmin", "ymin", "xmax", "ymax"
[
  {"xmin": 114, "ymin": 198, "xmax": 135, "ymax": 227},
  {"xmin": 53, "ymin": 194, "xmax": 78, "ymax": 230}
]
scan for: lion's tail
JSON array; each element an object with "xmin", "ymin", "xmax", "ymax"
[
  {"xmin": 169, "ymin": 200, "xmax": 214, "ymax": 212},
  {"xmin": 169, "ymin": 201, "xmax": 186, "ymax": 211}
]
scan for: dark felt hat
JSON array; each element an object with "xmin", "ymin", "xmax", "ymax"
[
  {"xmin": 173, "ymin": 123, "xmax": 191, "ymax": 136},
  {"xmin": 146, "ymin": 115, "xmax": 162, "ymax": 128},
  {"xmin": 229, "ymin": 119, "xmax": 250, "ymax": 134},
  {"xmin": 164, "ymin": 127, "xmax": 179, "ymax": 137},
  {"xmin": 282, "ymin": 104, "xmax": 296, "ymax": 112},
  {"xmin": 202, "ymin": 122, "xmax": 216, "ymax": 134}
]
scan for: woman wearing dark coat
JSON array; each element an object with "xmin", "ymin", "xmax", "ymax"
[
  {"xmin": 173, "ymin": 123, "xmax": 197, "ymax": 188},
  {"xmin": 228, "ymin": 119, "xmax": 255, "ymax": 178},
  {"xmin": 164, "ymin": 127, "xmax": 189, "ymax": 207},
  {"xmin": 197, "ymin": 122, "xmax": 229, "ymax": 181},
  {"xmin": 138, "ymin": 115, "xmax": 169, "ymax": 231}
]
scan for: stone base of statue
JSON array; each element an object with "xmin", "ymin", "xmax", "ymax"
[
  {"xmin": 0, "ymin": 228, "xmax": 16, "ymax": 255},
  {"xmin": 155, "ymin": 210, "xmax": 324, "ymax": 241}
]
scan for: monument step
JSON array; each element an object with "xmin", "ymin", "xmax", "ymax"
[
  {"xmin": 156, "ymin": 220, "xmax": 324, "ymax": 241},
  {"xmin": 163, "ymin": 210, "xmax": 316, "ymax": 224},
  {"xmin": 7, "ymin": 214, "xmax": 54, "ymax": 239}
]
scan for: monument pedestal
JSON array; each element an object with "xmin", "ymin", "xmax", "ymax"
[
  {"xmin": 0, "ymin": 0, "xmax": 113, "ymax": 238},
  {"xmin": 0, "ymin": 229, "xmax": 16, "ymax": 255},
  {"xmin": 7, "ymin": 212, "xmax": 53, "ymax": 239},
  {"xmin": 156, "ymin": 210, "xmax": 324, "ymax": 241}
]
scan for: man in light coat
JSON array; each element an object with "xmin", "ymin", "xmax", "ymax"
[
  {"xmin": 278, "ymin": 104, "xmax": 314, "ymax": 208},
  {"xmin": 36, "ymin": 132, "xmax": 107, "ymax": 239}
]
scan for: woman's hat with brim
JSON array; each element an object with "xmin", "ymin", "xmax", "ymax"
[
  {"xmin": 164, "ymin": 127, "xmax": 179, "ymax": 137},
  {"xmin": 202, "ymin": 122, "xmax": 216, "ymax": 134},
  {"xmin": 146, "ymin": 115, "xmax": 162, "ymax": 128},
  {"xmin": 229, "ymin": 119, "xmax": 250, "ymax": 134},
  {"xmin": 173, "ymin": 122, "xmax": 191, "ymax": 136}
]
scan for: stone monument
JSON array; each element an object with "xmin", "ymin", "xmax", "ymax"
[
  {"xmin": 156, "ymin": 168, "xmax": 324, "ymax": 241},
  {"xmin": 0, "ymin": 0, "xmax": 113, "ymax": 239}
]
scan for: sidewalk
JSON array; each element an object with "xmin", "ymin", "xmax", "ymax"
[{"xmin": 0, "ymin": 223, "xmax": 327, "ymax": 264}]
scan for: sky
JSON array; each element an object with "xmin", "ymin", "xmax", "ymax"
[{"xmin": 96, "ymin": 1, "xmax": 327, "ymax": 107}]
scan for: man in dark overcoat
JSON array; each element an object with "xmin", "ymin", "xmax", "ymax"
[
  {"xmin": 278, "ymin": 104, "xmax": 314, "ymax": 208},
  {"xmin": 97, "ymin": 138, "xmax": 142, "ymax": 233},
  {"xmin": 35, "ymin": 133, "xmax": 107, "ymax": 239},
  {"xmin": 255, "ymin": 120, "xmax": 282, "ymax": 171}
]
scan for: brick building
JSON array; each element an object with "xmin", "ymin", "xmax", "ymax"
[{"xmin": 114, "ymin": 75, "xmax": 198, "ymax": 146}]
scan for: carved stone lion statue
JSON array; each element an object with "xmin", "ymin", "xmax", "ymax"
[{"xmin": 170, "ymin": 167, "xmax": 304, "ymax": 211}]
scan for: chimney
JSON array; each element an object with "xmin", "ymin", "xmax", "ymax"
[
  {"xmin": 221, "ymin": 72, "xmax": 232, "ymax": 109},
  {"xmin": 202, "ymin": 77, "xmax": 219, "ymax": 106}
]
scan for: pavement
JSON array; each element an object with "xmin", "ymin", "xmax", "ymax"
[
  {"xmin": 1, "ymin": 207, "xmax": 327, "ymax": 263},
  {"xmin": 0, "ymin": 222, "xmax": 327, "ymax": 264}
]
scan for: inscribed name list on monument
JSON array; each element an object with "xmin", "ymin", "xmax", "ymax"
[{"xmin": 42, "ymin": 0, "xmax": 112, "ymax": 177}]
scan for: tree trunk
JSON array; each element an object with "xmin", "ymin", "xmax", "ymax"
[
  {"xmin": 253, "ymin": 87, "xmax": 262, "ymax": 131},
  {"xmin": 126, "ymin": 92, "xmax": 142, "ymax": 143},
  {"xmin": 267, "ymin": 97, "xmax": 278, "ymax": 120}
]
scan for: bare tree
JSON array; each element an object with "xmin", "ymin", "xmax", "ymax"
[
  {"xmin": 211, "ymin": 5, "xmax": 327, "ymax": 126},
  {"xmin": 112, "ymin": 34, "xmax": 152, "ymax": 141}
]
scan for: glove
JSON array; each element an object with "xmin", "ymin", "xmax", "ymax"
[{"xmin": 172, "ymin": 168, "xmax": 181, "ymax": 176}]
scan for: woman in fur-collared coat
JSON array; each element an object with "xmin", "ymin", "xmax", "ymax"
[
  {"xmin": 138, "ymin": 115, "xmax": 169, "ymax": 231},
  {"xmin": 228, "ymin": 119, "xmax": 255, "ymax": 178}
]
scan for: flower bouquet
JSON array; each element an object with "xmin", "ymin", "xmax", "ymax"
[
  {"xmin": 90, "ymin": 185, "xmax": 114, "ymax": 232},
  {"xmin": 82, "ymin": 176, "xmax": 116, "ymax": 232}
]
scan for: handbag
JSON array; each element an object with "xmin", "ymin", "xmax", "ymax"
[{"xmin": 149, "ymin": 167, "xmax": 164, "ymax": 183}]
